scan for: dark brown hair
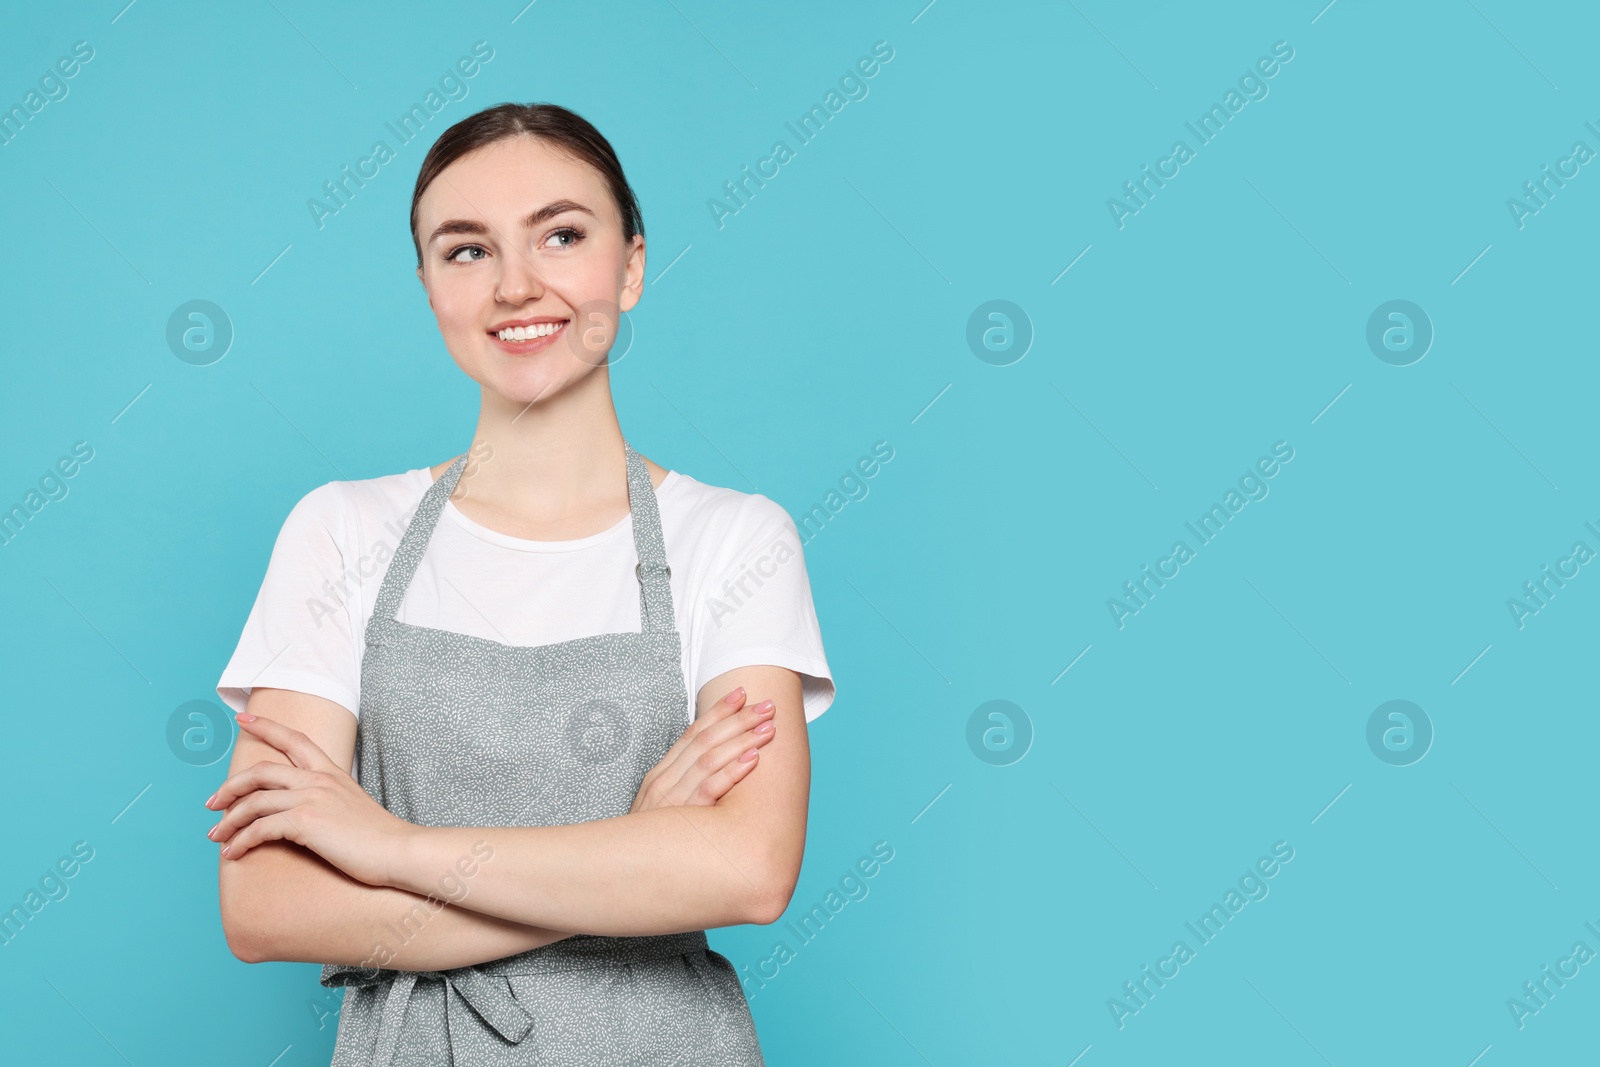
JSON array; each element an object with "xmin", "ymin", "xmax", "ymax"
[{"xmin": 408, "ymin": 102, "xmax": 645, "ymax": 268}]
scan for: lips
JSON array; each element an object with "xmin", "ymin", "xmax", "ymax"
[
  {"xmin": 488, "ymin": 319, "xmax": 568, "ymax": 353},
  {"xmin": 488, "ymin": 316, "xmax": 569, "ymax": 335}
]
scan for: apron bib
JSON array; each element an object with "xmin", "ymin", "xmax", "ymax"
[{"xmin": 318, "ymin": 441, "xmax": 765, "ymax": 1066}]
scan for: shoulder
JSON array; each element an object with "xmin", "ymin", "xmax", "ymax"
[
  {"xmin": 659, "ymin": 471, "xmax": 804, "ymax": 581},
  {"xmin": 660, "ymin": 471, "xmax": 796, "ymax": 542},
  {"xmin": 275, "ymin": 467, "xmax": 431, "ymax": 547}
]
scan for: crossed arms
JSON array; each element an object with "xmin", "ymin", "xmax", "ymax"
[{"xmin": 215, "ymin": 663, "xmax": 809, "ymax": 971}]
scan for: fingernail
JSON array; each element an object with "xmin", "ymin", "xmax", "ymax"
[
  {"xmin": 754, "ymin": 721, "xmax": 775, "ymax": 734},
  {"xmin": 221, "ymin": 845, "xmax": 231, "ymax": 856},
  {"xmin": 740, "ymin": 748, "xmax": 758, "ymax": 762},
  {"xmin": 206, "ymin": 825, "xmax": 217, "ymax": 839},
  {"xmin": 205, "ymin": 793, "xmax": 217, "ymax": 808},
  {"xmin": 724, "ymin": 688, "xmax": 745, "ymax": 704},
  {"xmin": 755, "ymin": 701, "xmax": 775, "ymax": 714},
  {"xmin": 235, "ymin": 712, "xmax": 255, "ymax": 723}
]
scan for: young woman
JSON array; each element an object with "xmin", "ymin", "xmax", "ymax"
[{"xmin": 209, "ymin": 103, "xmax": 835, "ymax": 1065}]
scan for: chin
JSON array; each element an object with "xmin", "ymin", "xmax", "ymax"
[{"xmin": 486, "ymin": 366, "xmax": 577, "ymax": 406}]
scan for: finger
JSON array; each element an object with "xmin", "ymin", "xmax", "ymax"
[
  {"xmin": 652, "ymin": 687, "xmax": 749, "ymax": 773},
  {"xmin": 656, "ymin": 700, "xmax": 775, "ymax": 792},
  {"xmin": 659, "ymin": 715, "xmax": 777, "ymax": 804},
  {"xmin": 630, "ymin": 688, "xmax": 754, "ymax": 812},
  {"xmin": 634, "ymin": 715, "xmax": 759, "ymax": 813},
  {"xmin": 687, "ymin": 746, "xmax": 762, "ymax": 805},
  {"xmin": 709, "ymin": 685, "xmax": 749, "ymax": 718},
  {"xmin": 688, "ymin": 699, "xmax": 776, "ymax": 754},
  {"xmin": 674, "ymin": 729, "xmax": 770, "ymax": 806},
  {"xmin": 220, "ymin": 811, "xmax": 304, "ymax": 861},
  {"xmin": 210, "ymin": 760, "xmax": 315, "ymax": 811},
  {"xmin": 688, "ymin": 687, "xmax": 749, "ymax": 736},
  {"xmin": 230, "ymin": 715, "xmax": 338, "ymax": 775},
  {"xmin": 208, "ymin": 787, "xmax": 311, "ymax": 845},
  {"xmin": 650, "ymin": 751, "xmax": 758, "ymax": 810}
]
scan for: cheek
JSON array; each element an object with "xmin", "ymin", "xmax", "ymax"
[
  {"xmin": 560, "ymin": 253, "xmax": 624, "ymax": 297},
  {"xmin": 426, "ymin": 280, "xmax": 482, "ymax": 332}
]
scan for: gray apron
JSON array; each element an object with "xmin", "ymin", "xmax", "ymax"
[{"xmin": 318, "ymin": 441, "xmax": 766, "ymax": 1066}]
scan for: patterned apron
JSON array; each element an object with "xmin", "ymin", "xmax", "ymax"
[{"xmin": 318, "ymin": 441, "xmax": 766, "ymax": 1066}]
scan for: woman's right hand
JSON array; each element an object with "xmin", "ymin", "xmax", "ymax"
[{"xmin": 630, "ymin": 687, "xmax": 777, "ymax": 814}]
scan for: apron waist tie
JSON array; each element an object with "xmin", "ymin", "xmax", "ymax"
[{"xmin": 326, "ymin": 930, "xmax": 712, "ymax": 1066}]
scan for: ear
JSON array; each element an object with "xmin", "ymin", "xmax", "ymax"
[
  {"xmin": 618, "ymin": 234, "xmax": 645, "ymax": 314},
  {"xmin": 416, "ymin": 265, "xmax": 433, "ymax": 311}
]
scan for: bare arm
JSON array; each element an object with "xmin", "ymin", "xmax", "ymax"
[
  {"xmin": 217, "ymin": 687, "xmax": 571, "ymax": 969},
  {"xmin": 386, "ymin": 664, "xmax": 811, "ymax": 934},
  {"xmin": 218, "ymin": 681, "xmax": 784, "ymax": 966}
]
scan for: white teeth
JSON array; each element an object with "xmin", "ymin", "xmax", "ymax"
[{"xmin": 497, "ymin": 322, "xmax": 563, "ymax": 341}]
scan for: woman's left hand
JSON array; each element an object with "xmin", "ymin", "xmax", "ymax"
[{"xmin": 206, "ymin": 713, "xmax": 413, "ymax": 887}]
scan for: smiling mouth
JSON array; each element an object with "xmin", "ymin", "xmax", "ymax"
[
  {"xmin": 488, "ymin": 320, "xmax": 569, "ymax": 353},
  {"xmin": 491, "ymin": 321, "xmax": 567, "ymax": 342}
]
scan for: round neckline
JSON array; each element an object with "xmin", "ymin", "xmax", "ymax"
[{"xmin": 417, "ymin": 468, "xmax": 679, "ymax": 553}]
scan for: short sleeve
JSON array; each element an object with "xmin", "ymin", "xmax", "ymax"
[
  {"xmin": 216, "ymin": 483, "xmax": 361, "ymax": 721},
  {"xmin": 694, "ymin": 494, "xmax": 836, "ymax": 722}
]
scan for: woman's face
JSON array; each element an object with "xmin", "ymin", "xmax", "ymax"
[{"xmin": 413, "ymin": 135, "xmax": 643, "ymax": 408}]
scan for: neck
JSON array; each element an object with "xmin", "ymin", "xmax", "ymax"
[{"xmin": 452, "ymin": 365, "xmax": 632, "ymax": 520}]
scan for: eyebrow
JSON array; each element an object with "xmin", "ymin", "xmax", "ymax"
[{"xmin": 425, "ymin": 199, "xmax": 597, "ymax": 245}]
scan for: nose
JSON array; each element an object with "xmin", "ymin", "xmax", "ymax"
[{"xmin": 494, "ymin": 250, "xmax": 544, "ymax": 306}]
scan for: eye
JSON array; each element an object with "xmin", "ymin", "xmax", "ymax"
[
  {"xmin": 545, "ymin": 225, "xmax": 586, "ymax": 249},
  {"xmin": 446, "ymin": 244, "xmax": 488, "ymax": 264}
]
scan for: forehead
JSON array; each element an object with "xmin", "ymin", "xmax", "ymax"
[{"xmin": 417, "ymin": 135, "xmax": 613, "ymax": 225}]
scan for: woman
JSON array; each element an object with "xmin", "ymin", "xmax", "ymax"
[{"xmin": 209, "ymin": 102, "xmax": 835, "ymax": 1065}]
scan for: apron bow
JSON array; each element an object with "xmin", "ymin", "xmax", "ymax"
[{"xmin": 365, "ymin": 965, "xmax": 533, "ymax": 1066}]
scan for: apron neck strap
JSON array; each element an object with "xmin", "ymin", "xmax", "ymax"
[
  {"xmin": 367, "ymin": 440, "xmax": 674, "ymax": 642},
  {"xmin": 623, "ymin": 441, "xmax": 675, "ymax": 634}
]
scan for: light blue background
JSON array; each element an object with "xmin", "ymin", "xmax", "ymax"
[{"xmin": 1, "ymin": 0, "xmax": 1595, "ymax": 1063}]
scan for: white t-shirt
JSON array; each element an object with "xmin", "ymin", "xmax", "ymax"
[{"xmin": 216, "ymin": 464, "xmax": 835, "ymax": 771}]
